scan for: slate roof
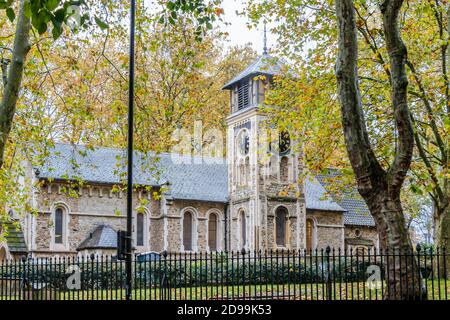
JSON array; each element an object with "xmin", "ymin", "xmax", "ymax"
[
  {"xmin": 36, "ymin": 144, "xmax": 229, "ymax": 203},
  {"xmin": 160, "ymin": 154, "xmax": 228, "ymax": 203},
  {"xmin": 77, "ymin": 225, "xmax": 118, "ymax": 251},
  {"xmin": 37, "ymin": 144, "xmax": 162, "ymax": 186},
  {"xmin": 222, "ymin": 53, "xmax": 284, "ymax": 89},
  {"xmin": 0, "ymin": 219, "xmax": 28, "ymax": 254},
  {"xmin": 316, "ymin": 170, "xmax": 376, "ymax": 227},
  {"xmin": 304, "ymin": 177, "xmax": 346, "ymax": 212},
  {"xmin": 35, "ymin": 144, "xmax": 375, "ymax": 227}
]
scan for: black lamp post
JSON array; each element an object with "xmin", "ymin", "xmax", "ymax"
[{"xmin": 126, "ymin": 0, "xmax": 136, "ymax": 301}]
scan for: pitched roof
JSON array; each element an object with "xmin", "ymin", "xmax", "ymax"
[
  {"xmin": 37, "ymin": 144, "xmax": 162, "ymax": 186},
  {"xmin": 161, "ymin": 155, "xmax": 228, "ymax": 203},
  {"xmin": 304, "ymin": 177, "xmax": 346, "ymax": 212},
  {"xmin": 0, "ymin": 219, "xmax": 28, "ymax": 253},
  {"xmin": 316, "ymin": 170, "xmax": 376, "ymax": 227},
  {"xmin": 222, "ymin": 53, "xmax": 283, "ymax": 89},
  {"xmin": 77, "ymin": 225, "xmax": 117, "ymax": 251},
  {"xmin": 34, "ymin": 144, "xmax": 375, "ymax": 227},
  {"xmin": 36, "ymin": 144, "xmax": 229, "ymax": 203}
]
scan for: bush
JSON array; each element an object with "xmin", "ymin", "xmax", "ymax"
[
  {"xmin": 0, "ymin": 255, "xmax": 402, "ymax": 291},
  {"xmin": 0, "ymin": 262, "xmax": 127, "ymax": 290},
  {"xmin": 134, "ymin": 256, "xmax": 382, "ymax": 288}
]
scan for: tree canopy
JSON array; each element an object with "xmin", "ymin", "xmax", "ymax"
[{"xmin": 0, "ymin": 0, "xmax": 252, "ymax": 227}]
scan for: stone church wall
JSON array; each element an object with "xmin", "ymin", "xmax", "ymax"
[
  {"xmin": 23, "ymin": 181, "xmax": 377, "ymax": 258},
  {"xmin": 165, "ymin": 200, "xmax": 226, "ymax": 253},
  {"xmin": 266, "ymin": 200, "xmax": 301, "ymax": 250},
  {"xmin": 306, "ymin": 210, "xmax": 345, "ymax": 250},
  {"xmin": 344, "ymin": 225, "xmax": 379, "ymax": 252},
  {"xmin": 31, "ymin": 182, "xmax": 159, "ymax": 257},
  {"xmin": 149, "ymin": 216, "xmax": 165, "ymax": 252}
]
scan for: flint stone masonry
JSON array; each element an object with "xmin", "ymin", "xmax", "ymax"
[
  {"xmin": 165, "ymin": 200, "xmax": 226, "ymax": 253},
  {"xmin": 30, "ymin": 182, "xmax": 159, "ymax": 256},
  {"xmin": 23, "ymin": 176, "xmax": 376, "ymax": 258},
  {"xmin": 345, "ymin": 226, "xmax": 379, "ymax": 252},
  {"xmin": 307, "ymin": 210, "xmax": 344, "ymax": 250}
]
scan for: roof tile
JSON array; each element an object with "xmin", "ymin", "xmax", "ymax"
[
  {"xmin": 77, "ymin": 225, "xmax": 117, "ymax": 250},
  {"xmin": 36, "ymin": 144, "xmax": 375, "ymax": 227},
  {"xmin": 316, "ymin": 171, "xmax": 376, "ymax": 227},
  {"xmin": 222, "ymin": 54, "xmax": 283, "ymax": 89}
]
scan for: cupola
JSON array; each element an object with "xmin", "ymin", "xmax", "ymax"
[{"xmin": 222, "ymin": 26, "xmax": 283, "ymax": 114}]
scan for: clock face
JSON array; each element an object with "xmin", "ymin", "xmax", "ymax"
[
  {"xmin": 270, "ymin": 131, "xmax": 291, "ymax": 155},
  {"xmin": 279, "ymin": 131, "xmax": 291, "ymax": 155},
  {"xmin": 237, "ymin": 130, "xmax": 250, "ymax": 156}
]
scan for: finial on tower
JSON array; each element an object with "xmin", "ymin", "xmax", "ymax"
[{"xmin": 263, "ymin": 23, "xmax": 268, "ymax": 55}]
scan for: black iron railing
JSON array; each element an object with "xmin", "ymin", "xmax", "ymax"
[{"xmin": 0, "ymin": 246, "xmax": 448, "ymax": 300}]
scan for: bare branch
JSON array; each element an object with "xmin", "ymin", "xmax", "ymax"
[
  {"xmin": 406, "ymin": 60, "xmax": 447, "ymax": 162},
  {"xmin": 32, "ymin": 30, "xmax": 67, "ymax": 109}
]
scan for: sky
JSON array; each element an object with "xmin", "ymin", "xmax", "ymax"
[
  {"xmin": 142, "ymin": 0, "xmax": 275, "ymax": 54},
  {"xmin": 220, "ymin": 0, "xmax": 275, "ymax": 54}
]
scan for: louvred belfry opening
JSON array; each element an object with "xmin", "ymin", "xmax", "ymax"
[{"xmin": 237, "ymin": 83, "xmax": 250, "ymax": 110}]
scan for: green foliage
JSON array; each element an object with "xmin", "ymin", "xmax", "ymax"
[
  {"xmin": 245, "ymin": 0, "xmax": 448, "ymax": 239},
  {"xmin": 0, "ymin": 0, "xmax": 13, "ymax": 10},
  {"xmin": 161, "ymin": 0, "xmax": 223, "ymax": 40},
  {"xmin": 0, "ymin": 257, "xmax": 388, "ymax": 290},
  {"xmin": 0, "ymin": 0, "xmax": 108, "ymax": 40},
  {"xmin": 0, "ymin": 261, "xmax": 127, "ymax": 290},
  {"xmin": 5, "ymin": 6, "xmax": 13, "ymax": 21},
  {"xmin": 0, "ymin": 2, "xmax": 255, "ymax": 226}
]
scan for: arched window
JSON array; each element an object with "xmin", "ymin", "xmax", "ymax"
[
  {"xmin": 54, "ymin": 207, "xmax": 64, "ymax": 244},
  {"xmin": 208, "ymin": 213, "xmax": 218, "ymax": 251},
  {"xmin": 275, "ymin": 207, "xmax": 288, "ymax": 247},
  {"xmin": 280, "ymin": 156, "xmax": 289, "ymax": 182},
  {"xmin": 183, "ymin": 211, "xmax": 193, "ymax": 251},
  {"xmin": 306, "ymin": 218, "xmax": 316, "ymax": 252},
  {"xmin": 240, "ymin": 211, "xmax": 246, "ymax": 249},
  {"xmin": 136, "ymin": 213, "xmax": 145, "ymax": 247}
]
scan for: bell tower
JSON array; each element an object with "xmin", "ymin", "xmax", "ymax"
[{"xmin": 223, "ymin": 36, "xmax": 306, "ymax": 252}]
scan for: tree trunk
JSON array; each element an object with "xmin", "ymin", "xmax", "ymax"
[
  {"xmin": 335, "ymin": 0, "xmax": 424, "ymax": 299},
  {"xmin": 0, "ymin": 0, "xmax": 31, "ymax": 169},
  {"xmin": 435, "ymin": 200, "xmax": 450, "ymax": 279},
  {"xmin": 362, "ymin": 186, "xmax": 423, "ymax": 299},
  {"xmin": 381, "ymin": 194, "xmax": 424, "ymax": 299}
]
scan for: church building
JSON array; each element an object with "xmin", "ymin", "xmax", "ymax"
[{"xmin": 0, "ymin": 50, "xmax": 379, "ymax": 260}]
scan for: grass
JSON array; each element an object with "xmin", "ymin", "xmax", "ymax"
[{"xmin": 2, "ymin": 280, "xmax": 450, "ymax": 300}]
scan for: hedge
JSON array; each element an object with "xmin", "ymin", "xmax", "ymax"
[{"xmin": 0, "ymin": 258, "xmax": 390, "ymax": 291}]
